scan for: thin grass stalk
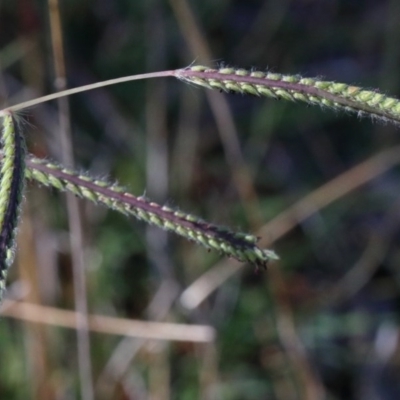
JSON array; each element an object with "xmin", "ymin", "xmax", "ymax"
[
  {"xmin": 0, "ymin": 114, "xmax": 26, "ymax": 302},
  {"xmin": 0, "ymin": 71, "xmax": 175, "ymax": 116},
  {"xmin": 1, "ymin": 299, "xmax": 215, "ymax": 342},
  {"xmin": 176, "ymin": 65, "xmax": 400, "ymax": 125},
  {"xmin": 47, "ymin": 1, "xmax": 94, "ymax": 398},
  {"xmin": 145, "ymin": 8, "xmax": 172, "ymax": 280},
  {"xmin": 25, "ymin": 156, "xmax": 278, "ymax": 267},
  {"xmin": 16, "ymin": 206, "xmax": 53, "ymax": 399}
]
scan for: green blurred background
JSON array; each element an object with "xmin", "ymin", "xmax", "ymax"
[{"xmin": 1, "ymin": 0, "xmax": 400, "ymax": 399}]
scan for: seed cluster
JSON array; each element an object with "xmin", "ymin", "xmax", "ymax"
[
  {"xmin": 176, "ymin": 65, "xmax": 400, "ymax": 125},
  {"xmin": 26, "ymin": 157, "xmax": 278, "ymax": 268},
  {"xmin": 0, "ymin": 114, "xmax": 26, "ymax": 301}
]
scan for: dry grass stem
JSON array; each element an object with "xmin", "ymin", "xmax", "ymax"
[
  {"xmin": 0, "ymin": 300, "xmax": 215, "ymax": 342},
  {"xmin": 47, "ymin": 1, "xmax": 94, "ymax": 398}
]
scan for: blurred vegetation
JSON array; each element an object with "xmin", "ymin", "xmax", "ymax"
[{"xmin": 1, "ymin": 0, "xmax": 400, "ymax": 399}]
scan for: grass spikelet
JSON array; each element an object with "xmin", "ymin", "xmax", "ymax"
[
  {"xmin": 175, "ymin": 65, "xmax": 400, "ymax": 125},
  {"xmin": 0, "ymin": 113, "xmax": 26, "ymax": 302},
  {"xmin": 25, "ymin": 156, "xmax": 278, "ymax": 268}
]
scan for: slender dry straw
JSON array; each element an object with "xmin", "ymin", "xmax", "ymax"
[
  {"xmin": 1, "ymin": 299, "xmax": 215, "ymax": 342},
  {"xmin": 0, "ymin": 114, "xmax": 26, "ymax": 301},
  {"xmin": 0, "ymin": 71, "xmax": 175, "ymax": 116},
  {"xmin": 25, "ymin": 156, "xmax": 278, "ymax": 268},
  {"xmin": 175, "ymin": 65, "xmax": 400, "ymax": 125},
  {"xmin": 47, "ymin": 1, "xmax": 94, "ymax": 398}
]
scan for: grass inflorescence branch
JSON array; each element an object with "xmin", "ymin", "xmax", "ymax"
[
  {"xmin": 175, "ymin": 65, "xmax": 400, "ymax": 125},
  {"xmin": 25, "ymin": 156, "xmax": 278, "ymax": 268},
  {"xmin": 4, "ymin": 64, "xmax": 399, "ymax": 126},
  {"xmin": 0, "ymin": 114, "xmax": 26, "ymax": 301},
  {"xmin": 5, "ymin": 61, "xmax": 397, "ymax": 298}
]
